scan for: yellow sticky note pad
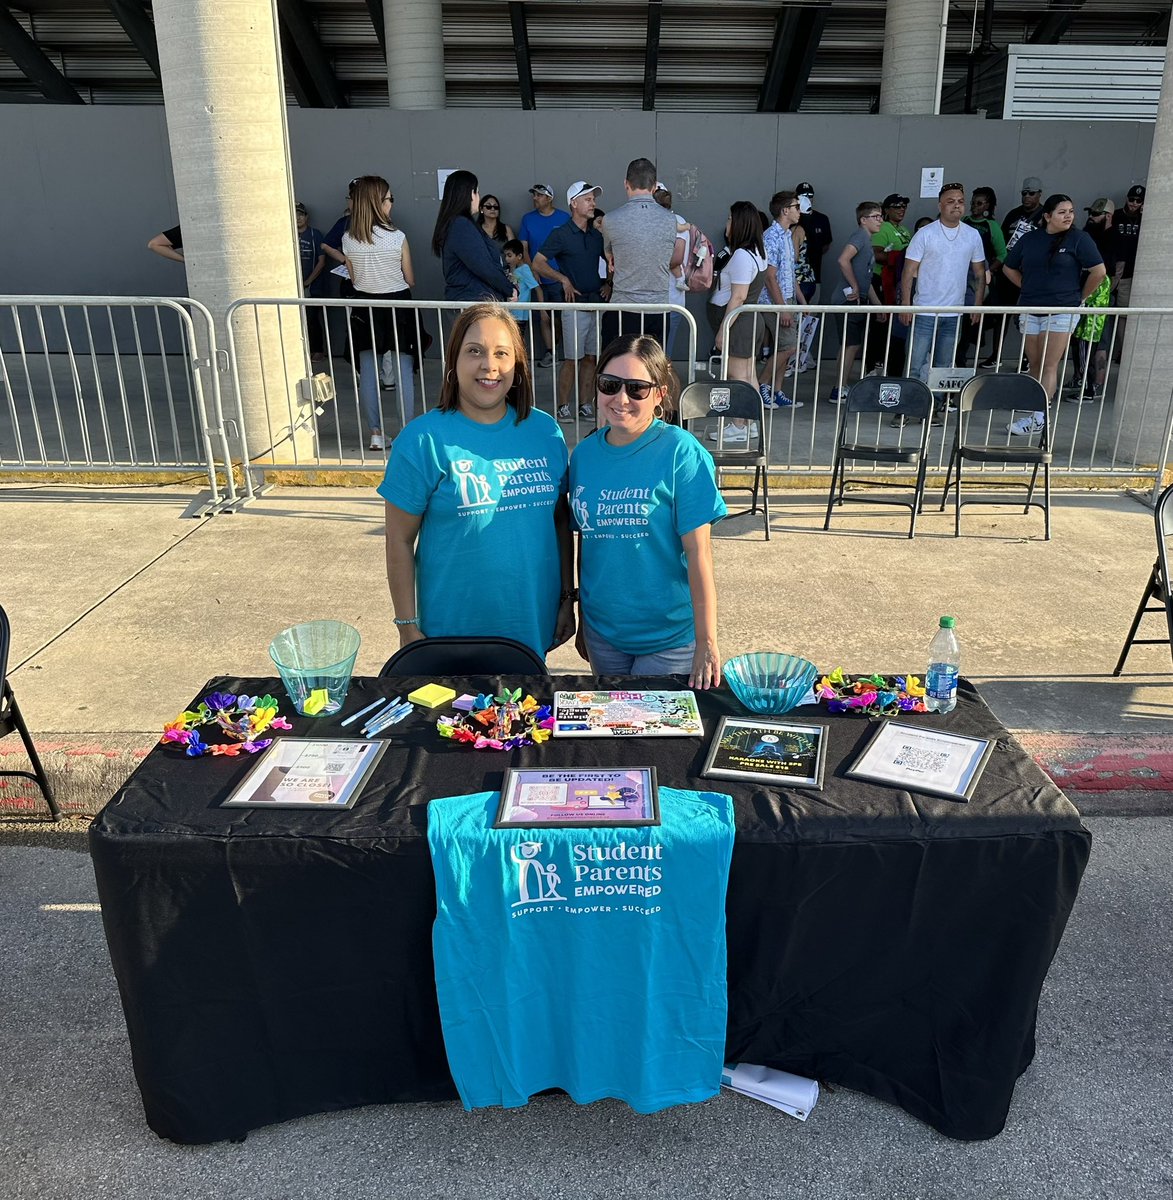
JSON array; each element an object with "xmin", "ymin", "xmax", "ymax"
[
  {"xmin": 303, "ymin": 688, "xmax": 330, "ymax": 715},
  {"xmin": 408, "ymin": 684, "xmax": 457, "ymax": 709}
]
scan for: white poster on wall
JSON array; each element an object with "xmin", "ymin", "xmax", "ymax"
[
  {"xmin": 437, "ymin": 169, "xmax": 457, "ymax": 200},
  {"xmin": 920, "ymin": 167, "xmax": 944, "ymax": 198}
]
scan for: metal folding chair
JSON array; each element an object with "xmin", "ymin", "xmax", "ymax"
[
  {"xmin": 380, "ymin": 636, "xmax": 550, "ymax": 677},
  {"xmin": 823, "ymin": 376, "xmax": 933, "ymax": 539},
  {"xmin": 0, "ymin": 605, "xmax": 59, "ymax": 820},
  {"xmin": 940, "ymin": 374, "xmax": 1052, "ymax": 539},
  {"xmin": 1114, "ymin": 482, "xmax": 1173, "ymax": 674},
  {"xmin": 679, "ymin": 380, "xmax": 770, "ymax": 540}
]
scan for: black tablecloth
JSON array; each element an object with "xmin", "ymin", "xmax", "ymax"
[{"xmin": 90, "ymin": 675, "xmax": 1089, "ymax": 1144}]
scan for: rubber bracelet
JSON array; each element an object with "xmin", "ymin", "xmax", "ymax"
[{"xmin": 393, "ymin": 616, "xmax": 420, "ymax": 626}]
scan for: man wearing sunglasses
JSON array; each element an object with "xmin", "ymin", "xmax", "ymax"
[
  {"xmin": 1001, "ymin": 176, "xmax": 1045, "ymax": 254},
  {"xmin": 520, "ymin": 184, "xmax": 571, "ymax": 368}
]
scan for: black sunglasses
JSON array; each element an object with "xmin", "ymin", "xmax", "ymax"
[
  {"xmin": 597, "ymin": 374, "xmax": 657, "ymax": 400},
  {"xmin": 481, "ymin": 203, "xmax": 500, "ymax": 210}
]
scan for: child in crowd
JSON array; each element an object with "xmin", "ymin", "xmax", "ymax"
[{"xmin": 504, "ymin": 239, "xmax": 539, "ymax": 332}]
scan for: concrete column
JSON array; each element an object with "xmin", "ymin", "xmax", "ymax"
[
  {"xmin": 153, "ymin": 0, "xmax": 312, "ymax": 466},
  {"xmin": 1116, "ymin": 40, "xmax": 1173, "ymax": 478},
  {"xmin": 878, "ymin": 0, "xmax": 948, "ymax": 115},
  {"xmin": 384, "ymin": 0, "xmax": 445, "ymax": 109}
]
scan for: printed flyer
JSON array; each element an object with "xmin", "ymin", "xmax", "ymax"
[{"xmin": 551, "ymin": 691, "xmax": 703, "ymax": 738}]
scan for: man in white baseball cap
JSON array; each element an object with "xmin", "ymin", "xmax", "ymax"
[
  {"xmin": 520, "ymin": 184, "xmax": 571, "ymax": 367},
  {"xmin": 535, "ymin": 182, "xmax": 608, "ymax": 420}
]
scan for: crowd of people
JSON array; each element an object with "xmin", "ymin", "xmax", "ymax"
[
  {"xmin": 150, "ymin": 159, "xmax": 1145, "ymax": 445},
  {"xmin": 144, "ymin": 159, "xmax": 1146, "ymax": 673}
]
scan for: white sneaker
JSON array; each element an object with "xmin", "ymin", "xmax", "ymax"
[
  {"xmin": 369, "ymin": 432, "xmax": 389, "ymax": 450},
  {"xmin": 381, "ymin": 376, "xmax": 397, "ymax": 390},
  {"xmin": 707, "ymin": 423, "xmax": 750, "ymax": 445},
  {"xmin": 1007, "ymin": 413, "xmax": 1045, "ymax": 436}
]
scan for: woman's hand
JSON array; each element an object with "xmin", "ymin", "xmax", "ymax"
[
  {"xmin": 574, "ymin": 619, "xmax": 590, "ymax": 664},
  {"xmin": 689, "ymin": 637, "xmax": 721, "ymax": 690},
  {"xmin": 550, "ymin": 597, "xmax": 577, "ymax": 650},
  {"xmin": 397, "ymin": 624, "xmax": 425, "ymax": 648}
]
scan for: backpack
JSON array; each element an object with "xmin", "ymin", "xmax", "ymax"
[{"xmin": 682, "ymin": 224, "xmax": 716, "ymax": 293}]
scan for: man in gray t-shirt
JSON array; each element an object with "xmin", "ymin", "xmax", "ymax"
[
  {"xmin": 599, "ymin": 157, "xmax": 681, "ymax": 347},
  {"xmin": 828, "ymin": 202, "xmax": 886, "ymax": 402}
]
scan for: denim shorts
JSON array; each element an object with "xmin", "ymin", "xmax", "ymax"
[{"xmin": 1023, "ymin": 312, "xmax": 1080, "ymax": 336}]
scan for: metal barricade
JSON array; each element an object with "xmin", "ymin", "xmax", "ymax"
[
  {"xmin": 713, "ymin": 302, "xmax": 1173, "ymax": 488},
  {"xmin": 0, "ymin": 295, "xmax": 233, "ymax": 510},
  {"xmin": 222, "ymin": 297, "xmax": 696, "ymax": 499}
]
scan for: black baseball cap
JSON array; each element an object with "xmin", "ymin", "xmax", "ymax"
[
  {"xmin": 796, "ymin": 182, "xmax": 815, "ymax": 196},
  {"xmin": 1128, "ymin": 184, "xmax": 1146, "ymax": 202},
  {"xmin": 882, "ymin": 193, "xmax": 910, "ymax": 209}
]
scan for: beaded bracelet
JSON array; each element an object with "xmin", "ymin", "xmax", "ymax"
[{"xmin": 393, "ymin": 616, "xmax": 420, "ymax": 626}]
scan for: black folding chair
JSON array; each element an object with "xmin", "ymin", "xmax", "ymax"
[
  {"xmin": 0, "ymin": 605, "xmax": 59, "ymax": 820},
  {"xmin": 380, "ymin": 636, "xmax": 549, "ymax": 677},
  {"xmin": 940, "ymin": 374, "xmax": 1053, "ymax": 539},
  {"xmin": 1115, "ymin": 482, "xmax": 1173, "ymax": 674},
  {"xmin": 823, "ymin": 376, "xmax": 933, "ymax": 539},
  {"xmin": 679, "ymin": 380, "xmax": 770, "ymax": 540}
]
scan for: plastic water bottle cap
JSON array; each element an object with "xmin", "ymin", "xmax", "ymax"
[{"xmin": 939, "ymin": 616, "xmax": 956, "ymax": 628}]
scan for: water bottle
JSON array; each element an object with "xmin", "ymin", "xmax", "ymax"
[{"xmin": 925, "ymin": 616, "xmax": 960, "ymax": 714}]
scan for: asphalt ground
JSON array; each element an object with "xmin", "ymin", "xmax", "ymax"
[{"xmin": 2, "ymin": 816, "xmax": 1170, "ymax": 1200}]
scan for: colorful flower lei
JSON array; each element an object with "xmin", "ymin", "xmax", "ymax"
[
  {"xmin": 816, "ymin": 669, "xmax": 927, "ymax": 716},
  {"xmin": 437, "ymin": 689, "xmax": 554, "ymax": 751},
  {"xmin": 161, "ymin": 691, "xmax": 293, "ymax": 757}
]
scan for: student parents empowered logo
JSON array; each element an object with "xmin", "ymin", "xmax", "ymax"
[{"xmin": 509, "ymin": 839, "xmax": 664, "ymax": 918}]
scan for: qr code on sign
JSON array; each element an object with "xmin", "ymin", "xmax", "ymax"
[
  {"xmin": 518, "ymin": 783, "xmax": 568, "ymax": 808},
  {"xmin": 892, "ymin": 745, "xmax": 950, "ymax": 775},
  {"xmin": 324, "ymin": 761, "xmax": 348, "ymax": 773}
]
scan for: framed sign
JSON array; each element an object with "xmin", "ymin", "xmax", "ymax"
[
  {"xmin": 495, "ymin": 767, "xmax": 660, "ymax": 829},
  {"xmin": 846, "ymin": 721, "xmax": 994, "ymax": 802},
  {"xmin": 551, "ymin": 690, "xmax": 702, "ymax": 738},
  {"xmin": 222, "ymin": 738, "xmax": 387, "ymax": 810},
  {"xmin": 701, "ymin": 716, "xmax": 827, "ymax": 790}
]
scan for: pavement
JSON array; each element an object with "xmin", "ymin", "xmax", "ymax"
[{"xmin": 2, "ymin": 480, "xmax": 1172, "ymax": 1196}]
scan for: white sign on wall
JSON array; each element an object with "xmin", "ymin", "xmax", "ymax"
[{"xmin": 920, "ymin": 167, "xmax": 944, "ymax": 199}]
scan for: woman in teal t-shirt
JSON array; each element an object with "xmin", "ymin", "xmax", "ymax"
[
  {"xmin": 569, "ymin": 335, "xmax": 727, "ymax": 688},
  {"xmin": 379, "ymin": 304, "xmax": 576, "ymax": 658}
]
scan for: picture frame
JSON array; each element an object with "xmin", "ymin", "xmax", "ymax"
[
  {"xmin": 701, "ymin": 716, "xmax": 828, "ymax": 790},
  {"xmin": 845, "ymin": 721, "xmax": 994, "ymax": 802},
  {"xmin": 222, "ymin": 738, "xmax": 388, "ymax": 810},
  {"xmin": 494, "ymin": 767, "xmax": 660, "ymax": 829}
]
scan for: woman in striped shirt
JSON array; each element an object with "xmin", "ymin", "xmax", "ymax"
[{"xmin": 342, "ymin": 175, "xmax": 419, "ymax": 451}]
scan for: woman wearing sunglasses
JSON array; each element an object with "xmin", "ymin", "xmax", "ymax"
[
  {"xmin": 568, "ymin": 335, "xmax": 726, "ymax": 688},
  {"xmin": 475, "ymin": 194, "xmax": 515, "ymax": 247}
]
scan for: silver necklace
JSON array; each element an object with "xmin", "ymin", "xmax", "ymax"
[{"xmin": 939, "ymin": 221, "xmax": 962, "ymax": 242}]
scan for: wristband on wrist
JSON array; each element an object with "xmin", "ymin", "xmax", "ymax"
[{"xmin": 393, "ymin": 616, "xmax": 420, "ymax": 626}]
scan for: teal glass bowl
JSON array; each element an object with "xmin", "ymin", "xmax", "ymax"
[{"xmin": 724, "ymin": 652, "xmax": 818, "ymax": 714}]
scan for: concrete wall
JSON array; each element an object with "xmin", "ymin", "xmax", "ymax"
[{"xmin": 0, "ymin": 105, "xmax": 1155, "ymax": 312}]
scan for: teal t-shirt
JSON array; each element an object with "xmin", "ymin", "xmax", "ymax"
[
  {"xmin": 427, "ymin": 787, "xmax": 735, "ymax": 1113},
  {"xmin": 569, "ymin": 420, "xmax": 726, "ymax": 655},
  {"xmin": 378, "ymin": 407, "xmax": 568, "ymax": 657},
  {"xmin": 510, "ymin": 263, "xmax": 539, "ymax": 322}
]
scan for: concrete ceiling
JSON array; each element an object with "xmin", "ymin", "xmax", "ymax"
[{"xmin": 1, "ymin": 0, "xmax": 1169, "ymax": 112}]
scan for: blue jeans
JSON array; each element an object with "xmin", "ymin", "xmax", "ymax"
[
  {"xmin": 906, "ymin": 314, "xmax": 960, "ymax": 387},
  {"xmin": 359, "ymin": 349, "xmax": 416, "ymax": 432},
  {"xmin": 582, "ymin": 623, "xmax": 695, "ymax": 677}
]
